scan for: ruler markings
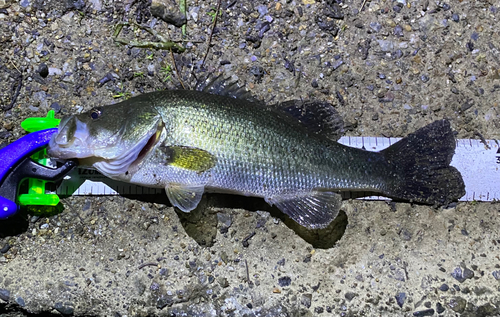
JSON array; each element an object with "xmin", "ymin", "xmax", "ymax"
[{"xmin": 54, "ymin": 137, "xmax": 499, "ymax": 202}]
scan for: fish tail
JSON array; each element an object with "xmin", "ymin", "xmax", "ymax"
[{"xmin": 381, "ymin": 120, "xmax": 465, "ymax": 205}]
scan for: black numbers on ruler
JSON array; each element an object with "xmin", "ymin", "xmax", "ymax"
[
  {"xmin": 78, "ymin": 168, "xmax": 101, "ymax": 175},
  {"xmin": 496, "ymin": 148, "xmax": 500, "ymax": 164}
]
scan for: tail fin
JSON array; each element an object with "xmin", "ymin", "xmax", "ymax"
[{"xmin": 381, "ymin": 120, "xmax": 465, "ymax": 205}]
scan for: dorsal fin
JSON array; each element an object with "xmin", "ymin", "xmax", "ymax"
[
  {"xmin": 271, "ymin": 100, "xmax": 344, "ymax": 141},
  {"xmin": 195, "ymin": 75, "xmax": 260, "ymax": 103},
  {"xmin": 195, "ymin": 75, "xmax": 344, "ymax": 140}
]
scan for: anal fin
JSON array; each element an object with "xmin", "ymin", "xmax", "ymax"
[
  {"xmin": 266, "ymin": 191, "xmax": 342, "ymax": 229},
  {"xmin": 166, "ymin": 184, "xmax": 205, "ymax": 212}
]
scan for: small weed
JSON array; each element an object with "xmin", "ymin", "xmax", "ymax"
[
  {"xmin": 161, "ymin": 65, "xmax": 173, "ymax": 82},
  {"xmin": 207, "ymin": 7, "xmax": 221, "ymax": 22},
  {"xmin": 112, "ymin": 84, "xmax": 132, "ymax": 99}
]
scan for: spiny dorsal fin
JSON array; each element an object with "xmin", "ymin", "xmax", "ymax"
[
  {"xmin": 195, "ymin": 75, "xmax": 260, "ymax": 103},
  {"xmin": 270, "ymin": 100, "xmax": 344, "ymax": 141},
  {"xmin": 266, "ymin": 191, "xmax": 342, "ymax": 229}
]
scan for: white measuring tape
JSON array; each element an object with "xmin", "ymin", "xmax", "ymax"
[{"xmin": 55, "ymin": 137, "xmax": 500, "ymax": 202}]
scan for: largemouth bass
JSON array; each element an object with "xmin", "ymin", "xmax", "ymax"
[{"xmin": 48, "ymin": 85, "xmax": 465, "ymax": 229}]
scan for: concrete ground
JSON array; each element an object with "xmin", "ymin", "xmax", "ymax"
[{"xmin": 1, "ymin": 0, "xmax": 499, "ymax": 316}]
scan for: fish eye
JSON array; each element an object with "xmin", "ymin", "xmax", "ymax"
[{"xmin": 90, "ymin": 108, "xmax": 102, "ymax": 120}]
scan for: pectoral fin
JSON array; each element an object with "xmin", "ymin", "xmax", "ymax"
[
  {"xmin": 166, "ymin": 184, "xmax": 205, "ymax": 212},
  {"xmin": 266, "ymin": 191, "xmax": 342, "ymax": 229},
  {"xmin": 163, "ymin": 146, "xmax": 216, "ymax": 172}
]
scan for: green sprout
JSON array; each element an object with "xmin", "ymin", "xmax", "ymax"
[
  {"xmin": 112, "ymin": 83, "xmax": 132, "ymax": 99},
  {"xmin": 161, "ymin": 65, "xmax": 173, "ymax": 82},
  {"xmin": 207, "ymin": 7, "xmax": 221, "ymax": 22},
  {"xmin": 133, "ymin": 71, "xmax": 144, "ymax": 78},
  {"xmin": 180, "ymin": 0, "xmax": 187, "ymax": 36},
  {"xmin": 146, "ymin": 53, "xmax": 154, "ymax": 60}
]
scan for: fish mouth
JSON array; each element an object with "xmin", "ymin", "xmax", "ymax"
[
  {"xmin": 92, "ymin": 120, "xmax": 164, "ymax": 178},
  {"xmin": 48, "ymin": 116, "xmax": 94, "ymax": 158}
]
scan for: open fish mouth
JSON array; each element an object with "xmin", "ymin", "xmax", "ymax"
[
  {"xmin": 88, "ymin": 120, "xmax": 164, "ymax": 178},
  {"xmin": 48, "ymin": 116, "xmax": 165, "ymax": 178}
]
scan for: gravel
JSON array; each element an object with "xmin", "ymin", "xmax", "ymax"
[{"xmin": 1, "ymin": 0, "xmax": 500, "ymax": 316}]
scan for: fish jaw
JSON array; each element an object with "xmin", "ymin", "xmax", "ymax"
[
  {"xmin": 48, "ymin": 116, "xmax": 95, "ymax": 159},
  {"xmin": 92, "ymin": 121, "xmax": 164, "ymax": 178}
]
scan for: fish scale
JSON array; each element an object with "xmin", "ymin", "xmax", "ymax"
[{"xmin": 149, "ymin": 91, "xmax": 386, "ymax": 196}]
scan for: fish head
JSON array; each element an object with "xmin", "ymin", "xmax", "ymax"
[{"xmin": 48, "ymin": 101, "xmax": 163, "ymax": 176}]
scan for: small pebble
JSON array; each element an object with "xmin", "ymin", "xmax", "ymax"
[
  {"xmin": 448, "ymin": 297, "xmax": 467, "ymax": 313},
  {"xmin": 436, "ymin": 302, "xmax": 445, "ymax": 314},
  {"xmin": 301, "ymin": 294, "xmax": 312, "ymax": 308},
  {"xmin": 420, "ymin": 74, "xmax": 430, "ymax": 82},
  {"xmin": 332, "ymin": 59, "xmax": 343, "ymax": 70},
  {"xmin": 256, "ymin": 4, "xmax": 268, "ymax": 16},
  {"xmin": 278, "ymin": 276, "xmax": 291, "ymax": 287},
  {"xmin": 325, "ymin": 3, "xmax": 344, "ymax": 19},
  {"xmin": 345, "ymin": 292, "xmax": 358, "ymax": 301},
  {"xmin": 0, "ymin": 244, "xmax": 10, "ymax": 254},
  {"xmin": 50, "ymin": 102, "xmax": 61, "ymax": 113},
  {"xmin": 20, "ymin": 0, "xmax": 30, "ymax": 8},
  {"xmin": 393, "ymin": 25, "xmax": 404, "ymax": 37},
  {"xmin": 451, "ymin": 267, "xmax": 474, "ymax": 283},
  {"xmin": 54, "ymin": 302, "xmax": 74, "ymax": 315},
  {"xmin": 38, "ymin": 63, "xmax": 49, "ymax": 78},
  {"xmin": 0, "ymin": 289, "xmax": 10, "ymax": 301},
  {"xmin": 439, "ymin": 283, "xmax": 449, "ymax": 291},
  {"xmin": 218, "ymin": 277, "xmax": 229, "ymax": 288},
  {"xmin": 452, "ymin": 13, "xmax": 459, "ymax": 22},
  {"xmin": 16, "ymin": 297, "xmax": 25, "ymax": 307},
  {"xmin": 413, "ymin": 308, "xmax": 434, "ymax": 317},
  {"xmin": 369, "ymin": 22, "xmax": 382, "ymax": 32},
  {"xmin": 0, "ymin": 131, "xmax": 12, "ymax": 139},
  {"xmin": 395, "ymin": 292, "xmax": 406, "ymax": 308}
]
